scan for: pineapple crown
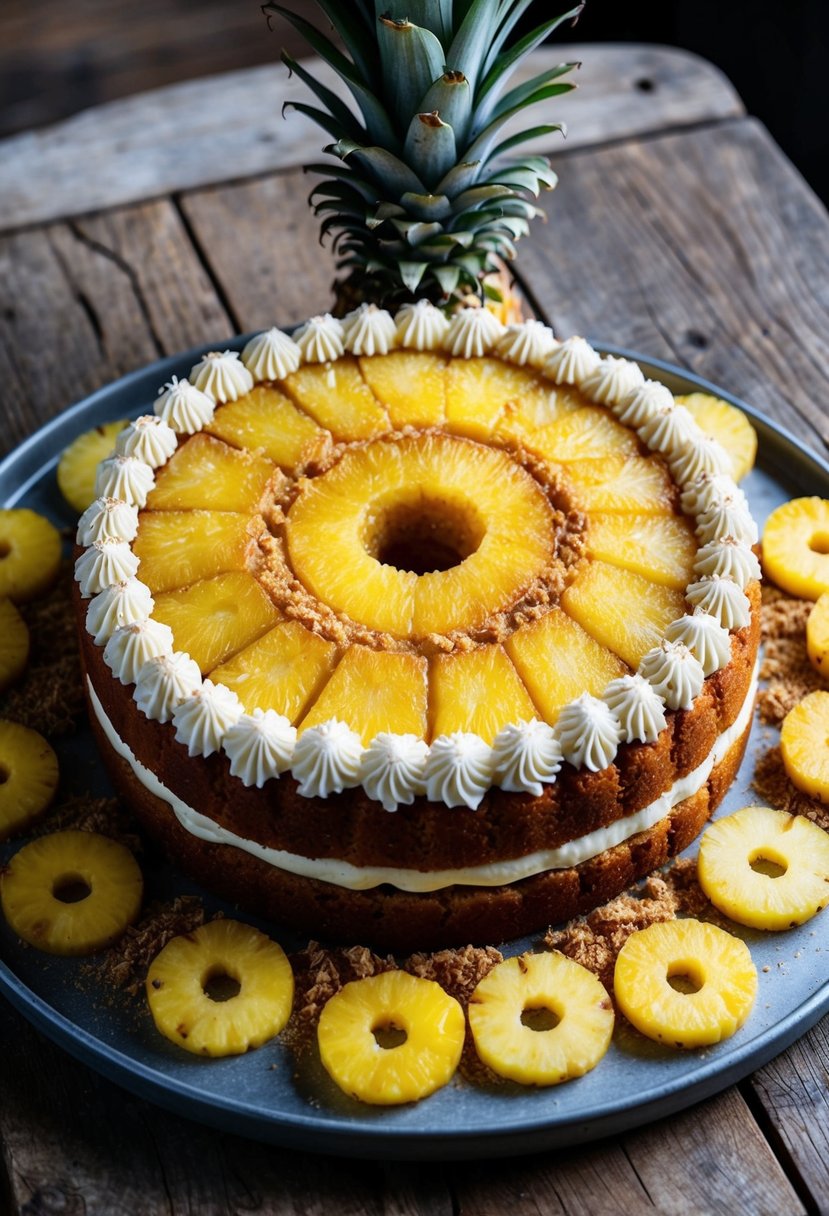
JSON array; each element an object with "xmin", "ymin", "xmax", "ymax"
[{"xmin": 263, "ymin": 0, "xmax": 583, "ymax": 312}]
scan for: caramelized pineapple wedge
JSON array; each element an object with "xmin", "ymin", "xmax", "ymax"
[
  {"xmin": 0, "ymin": 720, "xmax": 59, "ymax": 840},
  {"xmin": 210, "ymin": 621, "xmax": 337, "ymax": 721},
  {"xmin": 359, "ymin": 351, "xmax": 447, "ymax": 428},
  {"xmin": 57, "ymin": 420, "xmax": 128, "ymax": 513},
  {"xmin": 207, "ymin": 385, "xmax": 331, "ymax": 472},
  {"xmin": 0, "ymin": 599, "xmax": 30, "ymax": 692},
  {"xmin": 300, "ymin": 646, "xmax": 428, "ymax": 742},
  {"xmin": 132, "ymin": 510, "xmax": 265, "ymax": 594},
  {"xmin": 780, "ymin": 690, "xmax": 829, "ymax": 801},
  {"xmin": 282, "ymin": 357, "xmax": 389, "ymax": 440},
  {"xmin": 762, "ymin": 497, "xmax": 829, "ymax": 600},
  {"xmin": 563, "ymin": 455, "xmax": 676, "ymax": 515},
  {"xmin": 585, "ymin": 513, "xmax": 698, "ymax": 589},
  {"xmin": 0, "ymin": 509, "xmax": 62, "ymax": 603},
  {"xmin": 675, "ymin": 393, "xmax": 757, "ymax": 482},
  {"xmin": 522, "ymin": 407, "xmax": 639, "ymax": 465},
  {"xmin": 429, "ymin": 644, "xmax": 536, "ymax": 743},
  {"xmin": 562, "ymin": 560, "xmax": 686, "ymax": 668},
  {"xmin": 146, "ymin": 433, "xmax": 278, "ymax": 512},
  {"xmin": 153, "ymin": 572, "xmax": 280, "ymax": 673},
  {"xmin": 445, "ymin": 356, "xmax": 564, "ymax": 439}
]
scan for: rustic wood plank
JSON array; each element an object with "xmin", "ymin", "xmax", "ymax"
[
  {"xmin": 517, "ymin": 116, "xmax": 829, "ymax": 455},
  {"xmin": 0, "ymin": 44, "xmax": 744, "ymax": 233}
]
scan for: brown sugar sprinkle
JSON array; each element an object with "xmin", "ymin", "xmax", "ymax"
[
  {"xmin": 753, "ymin": 745, "xmax": 829, "ymax": 833},
  {"xmin": 404, "ymin": 945, "xmax": 503, "ymax": 1008},
  {"xmin": 36, "ymin": 792, "xmax": 143, "ymax": 854},
  {"xmin": 758, "ymin": 586, "xmax": 826, "ymax": 725},
  {"xmin": 91, "ymin": 896, "xmax": 206, "ymax": 997},
  {"xmin": 288, "ymin": 940, "xmax": 396, "ymax": 1025}
]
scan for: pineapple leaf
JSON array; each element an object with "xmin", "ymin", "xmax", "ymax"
[
  {"xmin": 399, "ymin": 261, "xmax": 429, "ymax": 291},
  {"xmin": 484, "ymin": 65, "xmax": 578, "ymax": 125},
  {"xmin": 446, "ymin": 0, "xmax": 502, "ymax": 93},
  {"xmin": 403, "ymin": 0, "xmax": 454, "ymax": 46},
  {"xmin": 330, "ymin": 142, "xmax": 427, "ymax": 195},
  {"xmin": 378, "ymin": 18, "xmax": 447, "ymax": 128},
  {"xmin": 433, "ymin": 264, "xmax": 461, "ymax": 294},
  {"xmin": 479, "ymin": 8, "xmax": 583, "ymax": 103},
  {"xmin": 281, "ymin": 54, "xmax": 366, "ymax": 142},
  {"xmin": 404, "ymin": 112, "xmax": 457, "ymax": 186},
  {"xmin": 305, "ymin": 0, "xmax": 376, "ymax": 82},
  {"xmin": 390, "ymin": 218, "xmax": 446, "ymax": 245},
  {"xmin": 434, "ymin": 160, "xmax": 483, "ymax": 197},
  {"xmin": 283, "ymin": 100, "xmax": 358, "ymax": 144},
  {"xmin": 488, "ymin": 122, "xmax": 565, "ymax": 159},
  {"xmin": 419, "ymin": 72, "xmax": 473, "ymax": 148},
  {"xmin": 399, "ymin": 191, "xmax": 453, "ymax": 220}
]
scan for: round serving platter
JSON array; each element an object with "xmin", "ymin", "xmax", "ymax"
[{"xmin": 0, "ymin": 338, "xmax": 827, "ymax": 1161}]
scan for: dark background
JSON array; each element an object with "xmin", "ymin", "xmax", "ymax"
[{"xmin": 2, "ymin": 0, "xmax": 827, "ymax": 203}]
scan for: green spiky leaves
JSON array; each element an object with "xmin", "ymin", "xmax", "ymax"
[{"xmin": 264, "ymin": 0, "xmax": 583, "ymax": 310}]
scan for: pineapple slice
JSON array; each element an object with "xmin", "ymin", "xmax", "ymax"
[
  {"xmin": 519, "ymin": 406, "xmax": 639, "ymax": 465},
  {"xmin": 57, "ymin": 420, "xmax": 128, "ymax": 513},
  {"xmin": 146, "ymin": 433, "xmax": 277, "ymax": 512},
  {"xmin": 762, "ymin": 497, "xmax": 829, "ymax": 600},
  {"xmin": 445, "ymin": 357, "xmax": 561, "ymax": 439},
  {"xmin": 0, "ymin": 720, "xmax": 59, "ymax": 840},
  {"xmin": 806, "ymin": 593, "xmax": 829, "ymax": 675},
  {"xmin": 0, "ymin": 599, "xmax": 30, "ymax": 692},
  {"xmin": 468, "ymin": 952, "xmax": 614, "ymax": 1086},
  {"xmin": 698, "ymin": 805, "xmax": 829, "ymax": 930},
  {"xmin": 132, "ymin": 510, "xmax": 262, "ymax": 594},
  {"xmin": 429, "ymin": 644, "xmax": 537, "ymax": 744},
  {"xmin": 563, "ymin": 455, "xmax": 675, "ymax": 515},
  {"xmin": 359, "ymin": 351, "xmax": 447, "ymax": 427},
  {"xmin": 614, "ymin": 919, "xmax": 757, "ymax": 1049},
  {"xmin": 1, "ymin": 830, "xmax": 143, "ymax": 956},
  {"xmin": 780, "ymin": 690, "xmax": 829, "ymax": 801},
  {"xmin": 675, "ymin": 393, "xmax": 757, "ymax": 482},
  {"xmin": 300, "ymin": 645, "xmax": 428, "ymax": 742},
  {"xmin": 210, "ymin": 621, "xmax": 337, "ymax": 722},
  {"xmin": 317, "ymin": 970, "xmax": 465, "ymax": 1105},
  {"xmin": 282, "ymin": 357, "xmax": 390, "ymax": 441},
  {"xmin": 562, "ymin": 560, "xmax": 686, "ymax": 668},
  {"xmin": 153, "ymin": 572, "xmax": 280, "ymax": 673},
  {"xmin": 0, "ymin": 509, "xmax": 62, "ymax": 602},
  {"xmin": 146, "ymin": 919, "xmax": 293, "ymax": 1057},
  {"xmin": 494, "ymin": 385, "xmax": 585, "ymax": 447},
  {"xmin": 207, "ymin": 385, "xmax": 331, "ymax": 472},
  {"xmin": 585, "ymin": 513, "xmax": 698, "ymax": 590},
  {"xmin": 506, "ymin": 606, "xmax": 628, "ymax": 723}
]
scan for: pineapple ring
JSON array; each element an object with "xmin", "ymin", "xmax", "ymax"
[
  {"xmin": 316, "ymin": 970, "xmax": 465, "ymax": 1105},
  {"xmin": 468, "ymin": 952, "xmax": 614, "ymax": 1086},
  {"xmin": 0, "ymin": 830, "xmax": 143, "ymax": 955},
  {"xmin": 698, "ymin": 805, "xmax": 829, "ymax": 930},
  {"xmin": 146, "ymin": 918, "xmax": 293, "ymax": 1057},
  {"xmin": 675, "ymin": 393, "xmax": 757, "ymax": 482},
  {"xmin": 0, "ymin": 720, "xmax": 59, "ymax": 840},
  {"xmin": 780, "ymin": 690, "xmax": 829, "ymax": 801},
  {"xmin": 806, "ymin": 593, "xmax": 829, "ymax": 676},
  {"xmin": 0, "ymin": 599, "xmax": 30, "ymax": 692},
  {"xmin": 762, "ymin": 497, "xmax": 829, "ymax": 600},
  {"xmin": 0, "ymin": 509, "xmax": 61, "ymax": 603},
  {"xmin": 614, "ymin": 919, "xmax": 757, "ymax": 1049},
  {"xmin": 57, "ymin": 419, "xmax": 128, "ymax": 514}
]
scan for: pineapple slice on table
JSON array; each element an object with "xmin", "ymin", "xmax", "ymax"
[
  {"xmin": 207, "ymin": 385, "xmax": 331, "ymax": 472},
  {"xmin": 762, "ymin": 497, "xmax": 829, "ymax": 600},
  {"xmin": 0, "ymin": 720, "xmax": 59, "ymax": 840},
  {"xmin": 698, "ymin": 805, "xmax": 829, "ymax": 930},
  {"xmin": 806, "ymin": 593, "xmax": 829, "ymax": 675},
  {"xmin": 153, "ymin": 572, "xmax": 280, "ymax": 673},
  {"xmin": 57, "ymin": 420, "xmax": 128, "ymax": 513},
  {"xmin": 521, "ymin": 407, "xmax": 639, "ymax": 465},
  {"xmin": 445, "ymin": 357, "xmax": 566, "ymax": 440},
  {"xmin": 562, "ymin": 560, "xmax": 686, "ymax": 669},
  {"xmin": 468, "ymin": 952, "xmax": 614, "ymax": 1086},
  {"xmin": 210, "ymin": 621, "xmax": 337, "ymax": 722},
  {"xmin": 359, "ymin": 351, "xmax": 447, "ymax": 428},
  {"xmin": 563, "ymin": 455, "xmax": 676, "ymax": 516},
  {"xmin": 132, "ymin": 510, "xmax": 263, "ymax": 594},
  {"xmin": 506, "ymin": 606, "xmax": 628, "ymax": 724},
  {"xmin": 584, "ymin": 513, "xmax": 698, "ymax": 590},
  {"xmin": 300, "ymin": 645, "xmax": 428, "ymax": 742},
  {"xmin": 780, "ymin": 690, "xmax": 829, "ymax": 801},
  {"xmin": 282, "ymin": 357, "xmax": 390, "ymax": 441},
  {"xmin": 145, "ymin": 433, "xmax": 278, "ymax": 513},
  {"xmin": 317, "ymin": 970, "xmax": 465, "ymax": 1105},
  {"xmin": 429, "ymin": 644, "xmax": 537, "ymax": 744},
  {"xmin": 675, "ymin": 393, "xmax": 757, "ymax": 482},
  {"xmin": 1, "ymin": 830, "xmax": 143, "ymax": 956},
  {"xmin": 0, "ymin": 509, "xmax": 62, "ymax": 603},
  {"xmin": 614, "ymin": 919, "xmax": 757, "ymax": 1049},
  {"xmin": 0, "ymin": 599, "xmax": 30, "ymax": 692},
  {"xmin": 146, "ymin": 919, "xmax": 293, "ymax": 1057}
]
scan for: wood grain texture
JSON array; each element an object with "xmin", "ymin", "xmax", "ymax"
[
  {"xmin": 0, "ymin": 44, "xmax": 744, "ymax": 232},
  {"xmin": 517, "ymin": 116, "xmax": 829, "ymax": 453}
]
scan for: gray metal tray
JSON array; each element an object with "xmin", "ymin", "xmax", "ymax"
[{"xmin": 0, "ymin": 338, "xmax": 827, "ymax": 1160}]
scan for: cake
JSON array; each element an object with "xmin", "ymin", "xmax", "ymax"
[{"xmin": 74, "ymin": 307, "xmax": 761, "ymax": 951}]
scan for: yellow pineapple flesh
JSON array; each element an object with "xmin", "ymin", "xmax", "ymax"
[
  {"xmin": 445, "ymin": 357, "xmax": 560, "ymax": 439},
  {"xmin": 506, "ymin": 606, "xmax": 628, "ymax": 723},
  {"xmin": 57, "ymin": 420, "xmax": 128, "ymax": 513},
  {"xmin": 675, "ymin": 393, "xmax": 757, "ymax": 482},
  {"xmin": 146, "ymin": 918, "xmax": 294, "ymax": 1057},
  {"xmin": 153, "ymin": 572, "xmax": 280, "ymax": 673},
  {"xmin": 133, "ymin": 510, "xmax": 263, "ymax": 594},
  {"xmin": 0, "ymin": 720, "xmax": 59, "ymax": 840},
  {"xmin": 762, "ymin": 497, "xmax": 829, "ymax": 600},
  {"xmin": 698, "ymin": 805, "xmax": 829, "ymax": 930},
  {"xmin": 0, "ymin": 509, "xmax": 62, "ymax": 603},
  {"xmin": 359, "ymin": 351, "xmax": 447, "ymax": 428},
  {"xmin": 563, "ymin": 455, "xmax": 676, "ymax": 515},
  {"xmin": 562, "ymin": 560, "xmax": 686, "ymax": 668},
  {"xmin": 493, "ymin": 385, "xmax": 584, "ymax": 448},
  {"xmin": 300, "ymin": 645, "xmax": 428, "ymax": 741},
  {"xmin": 0, "ymin": 599, "xmax": 30, "ymax": 692},
  {"xmin": 209, "ymin": 621, "xmax": 337, "ymax": 721},
  {"xmin": 780, "ymin": 690, "xmax": 829, "ymax": 801},
  {"xmin": 468, "ymin": 952, "xmax": 614, "ymax": 1086},
  {"xmin": 1, "ymin": 830, "xmax": 143, "ymax": 956},
  {"xmin": 207, "ymin": 385, "xmax": 331, "ymax": 472},
  {"xmin": 584, "ymin": 513, "xmax": 698, "ymax": 590},
  {"xmin": 521, "ymin": 406, "xmax": 639, "ymax": 465},
  {"xmin": 429, "ymin": 644, "xmax": 537, "ymax": 743},
  {"xmin": 614, "ymin": 919, "xmax": 757, "ymax": 1049},
  {"xmin": 316, "ymin": 970, "xmax": 465, "ymax": 1105},
  {"xmin": 282, "ymin": 357, "xmax": 390, "ymax": 440},
  {"xmin": 806, "ymin": 593, "xmax": 829, "ymax": 675},
  {"xmin": 146, "ymin": 433, "xmax": 278, "ymax": 512}
]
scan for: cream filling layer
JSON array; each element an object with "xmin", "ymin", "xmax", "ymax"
[{"xmin": 88, "ymin": 668, "xmax": 757, "ymax": 893}]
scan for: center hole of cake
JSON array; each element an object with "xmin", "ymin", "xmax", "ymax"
[
  {"xmin": 203, "ymin": 967, "xmax": 241, "ymax": 1002},
  {"xmin": 372, "ymin": 1019, "xmax": 407, "ymax": 1049},
  {"xmin": 667, "ymin": 964, "xmax": 703, "ymax": 995},
  {"xmin": 53, "ymin": 874, "xmax": 92, "ymax": 904},
  {"xmin": 520, "ymin": 1004, "xmax": 561, "ymax": 1032},
  {"xmin": 371, "ymin": 495, "xmax": 485, "ymax": 575},
  {"xmin": 749, "ymin": 850, "xmax": 788, "ymax": 879},
  {"xmin": 809, "ymin": 530, "xmax": 829, "ymax": 555}
]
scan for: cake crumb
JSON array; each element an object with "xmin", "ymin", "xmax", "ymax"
[
  {"xmin": 289, "ymin": 940, "xmax": 396, "ymax": 1025},
  {"xmin": 404, "ymin": 944, "xmax": 503, "ymax": 1007},
  {"xmin": 758, "ymin": 588, "xmax": 826, "ymax": 725},
  {"xmin": 89, "ymin": 895, "xmax": 206, "ymax": 996},
  {"xmin": 752, "ymin": 745, "xmax": 829, "ymax": 832}
]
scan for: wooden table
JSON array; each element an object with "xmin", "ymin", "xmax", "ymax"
[{"xmin": 0, "ymin": 43, "xmax": 827, "ymax": 1215}]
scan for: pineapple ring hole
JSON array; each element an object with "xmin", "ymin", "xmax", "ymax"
[
  {"xmin": 666, "ymin": 962, "xmax": 704, "ymax": 995},
  {"xmin": 808, "ymin": 531, "xmax": 829, "ymax": 556},
  {"xmin": 0, "ymin": 540, "xmax": 10, "ymax": 560},
  {"xmin": 748, "ymin": 849, "xmax": 788, "ymax": 879},
  {"xmin": 371, "ymin": 1018, "xmax": 408, "ymax": 1050},
  {"xmin": 202, "ymin": 965, "xmax": 242, "ymax": 1003},
  {"xmin": 0, "ymin": 763, "xmax": 9, "ymax": 785},
  {"xmin": 520, "ymin": 1003, "xmax": 562, "ymax": 1032},
  {"xmin": 368, "ymin": 494, "xmax": 486, "ymax": 575},
  {"xmin": 52, "ymin": 873, "xmax": 92, "ymax": 904}
]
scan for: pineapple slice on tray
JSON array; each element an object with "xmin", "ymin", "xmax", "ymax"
[
  {"xmin": 0, "ymin": 509, "xmax": 62, "ymax": 603},
  {"xmin": 153, "ymin": 572, "xmax": 280, "ymax": 674},
  {"xmin": 146, "ymin": 433, "xmax": 278, "ymax": 513},
  {"xmin": 57, "ymin": 420, "xmax": 128, "ymax": 514},
  {"xmin": 0, "ymin": 599, "xmax": 30, "ymax": 692},
  {"xmin": 210, "ymin": 621, "xmax": 337, "ymax": 722},
  {"xmin": 675, "ymin": 393, "xmax": 757, "ymax": 482}
]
